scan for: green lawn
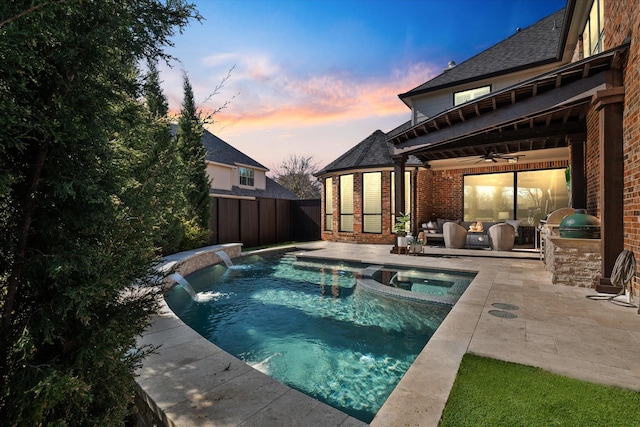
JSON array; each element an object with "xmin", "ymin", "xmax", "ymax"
[{"xmin": 440, "ymin": 354, "xmax": 640, "ymax": 427}]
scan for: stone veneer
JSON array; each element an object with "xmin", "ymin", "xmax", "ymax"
[
  {"xmin": 159, "ymin": 243, "xmax": 243, "ymax": 283},
  {"xmin": 544, "ymin": 236, "xmax": 601, "ymax": 287}
]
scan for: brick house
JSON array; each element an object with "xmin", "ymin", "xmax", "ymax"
[{"xmin": 317, "ymin": 0, "xmax": 640, "ymax": 291}]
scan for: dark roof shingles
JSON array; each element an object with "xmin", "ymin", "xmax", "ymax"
[
  {"xmin": 401, "ymin": 9, "xmax": 565, "ymax": 98},
  {"xmin": 317, "ymin": 130, "xmax": 421, "ymax": 175}
]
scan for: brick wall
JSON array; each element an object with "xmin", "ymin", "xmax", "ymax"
[
  {"xmin": 321, "ymin": 170, "xmax": 397, "ymax": 244},
  {"xmin": 426, "ymin": 160, "xmax": 569, "ymax": 223},
  {"xmin": 607, "ymin": 0, "xmax": 640, "ymax": 293},
  {"xmin": 585, "ymin": 106, "xmax": 600, "ymax": 216}
]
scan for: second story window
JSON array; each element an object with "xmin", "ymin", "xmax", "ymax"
[
  {"xmin": 582, "ymin": 0, "xmax": 604, "ymax": 58},
  {"xmin": 239, "ymin": 167, "xmax": 254, "ymax": 186},
  {"xmin": 454, "ymin": 85, "xmax": 491, "ymax": 106}
]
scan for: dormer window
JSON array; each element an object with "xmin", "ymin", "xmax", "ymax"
[
  {"xmin": 454, "ymin": 85, "xmax": 491, "ymax": 106},
  {"xmin": 239, "ymin": 167, "xmax": 254, "ymax": 186},
  {"xmin": 582, "ymin": 0, "xmax": 604, "ymax": 58}
]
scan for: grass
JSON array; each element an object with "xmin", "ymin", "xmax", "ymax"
[{"xmin": 440, "ymin": 354, "xmax": 640, "ymax": 427}]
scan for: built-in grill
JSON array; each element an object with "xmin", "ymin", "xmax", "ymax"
[{"xmin": 559, "ymin": 209, "xmax": 601, "ymax": 239}]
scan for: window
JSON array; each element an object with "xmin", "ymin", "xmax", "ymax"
[
  {"xmin": 582, "ymin": 0, "xmax": 604, "ymax": 58},
  {"xmin": 324, "ymin": 177, "xmax": 333, "ymax": 231},
  {"xmin": 239, "ymin": 167, "xmax": 254, "ymax": 186},
  {"xmin": 454, "ymin": 85, "xmax": 491, "ymax": 106},
  {"xmin": 463, "ymin": 168, "xmax": 569, "ymax": 225},
  {"xmin": 339, "ymin": 174, "xmax": 354, "ymax": 232},
  {"xmin": 363, "ymin": 172, "xmax": 382, "ymax": 233},
  {"xmin": 517, "ymin": 169, "xmax": 570, "ymax": 225},
  {"xmin": 391, "ymin": 171, "xmax": 411, "ymax": 232}
]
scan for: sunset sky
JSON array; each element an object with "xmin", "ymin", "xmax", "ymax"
[{"xmin": 159, "ymin": 0, "xmax": 566, "ymax": 173}]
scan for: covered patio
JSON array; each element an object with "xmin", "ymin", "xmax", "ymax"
[{"xmin": 389, "ymin": 44, "xmax": 628, "ymax": 288}]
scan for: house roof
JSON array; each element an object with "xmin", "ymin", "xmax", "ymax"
[
  {"xmin": 169, "ymin": 124, "xmax": 268, "ymax": 170},
  {"xmin": 315, "ymin": 130, "xmax": 422, "ymax": 176},
  {"xmin": 399, "ymin": 8, "xmax": 566, "ymax": 100},
  {"xmin": 200, "ymin": 128, "xmax": 268, "ymax": 170},
  {"xmin": 389, "ymin": 44, "xmax": 628, "ymax": 162},
  {"xmin": 211, "ymin": 177, "xmax": 299, "ymax": 200}
]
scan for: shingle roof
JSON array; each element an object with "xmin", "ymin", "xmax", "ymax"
[
  {"xmin": 400, "ymin": 8, "xmax": 565, "ymax": 99},
  {"xmin": 200, "ymin": 128, "xmax": 268, "ymax": 170},
  {"xmin": 315, "ymin": 130, "xmax": 422, "ymax": 175},
  {"xmin": 169, "ymin": 124, "xmax": 267, "ymax": 170},
  {"xmin": 211, "ymin": 177, "xmax": 299, "ymax": 200}
]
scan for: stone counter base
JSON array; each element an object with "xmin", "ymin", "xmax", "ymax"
[{"xmin": 545, "ymin": 236, "xmax": 601, "ymax": 287}]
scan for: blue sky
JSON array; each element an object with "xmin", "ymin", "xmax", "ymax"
[{"xmin": 160, "ymin": 0, "xmax": 567, "ymax": 172}]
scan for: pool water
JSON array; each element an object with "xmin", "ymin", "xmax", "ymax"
[
  {"xmin": 372, "ymin": 266, "xmax": 475, "ymax": 298},
  {"xmin": 164, "ymin": 253, "xmax": 462, "ymax": 423}
]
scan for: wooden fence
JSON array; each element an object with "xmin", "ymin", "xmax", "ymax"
[{"xmin": 209, "ymin": 197, "xmax": 321, "ymax": 248}]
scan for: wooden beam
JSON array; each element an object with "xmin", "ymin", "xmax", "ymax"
[
  {"xmin": 393, "ymin": 72, "xmax": 606, "ymax": 155},
  {"xmin": 555, "ymin": 73, "xmax": 562, "ymax": 88},
  {"xmin": 594, "ymin": 87, "xmax": 625, "ymax": 283},
  {"xmin": 458, "ymin": 109, "xmax": 466, "ymax": 121}
]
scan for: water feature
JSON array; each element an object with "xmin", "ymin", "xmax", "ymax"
[
  {"xmin": 164, "ymin": 253, "xmax": 467, "ymax": 423},
  {"xmin": 168, "ymin": 273, "xmax": 197, "ymax": 301},
  {"xmin": 215, "ymin": 250, "xmax": 233, "ymax": 267}
]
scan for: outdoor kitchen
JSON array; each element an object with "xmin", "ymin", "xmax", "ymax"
[{"xmin": 540, "ymin": 208, "xmax": 602, "ymax": 287}]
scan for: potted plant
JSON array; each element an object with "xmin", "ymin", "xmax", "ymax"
[
  {"xmin": 410, "ymin": 237, "xmax": 425, "ymax": 255},
  {"xmin": 394, "ymin": 212, "xmax": 411, "ymax": 248}
]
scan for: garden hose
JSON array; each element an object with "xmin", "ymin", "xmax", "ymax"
[{"xmin": 587, "ymin": 249, "xmax": 637, "ymax": 309}]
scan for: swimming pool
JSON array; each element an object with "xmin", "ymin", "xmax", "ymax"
[{"xmin": 164, "ymin": 252, "xmax": 474, "ymax": 423}]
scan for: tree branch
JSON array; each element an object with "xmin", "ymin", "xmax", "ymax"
[{"xmin": 0, "ymin": 1, "xmax": 67, "ymax": 29}]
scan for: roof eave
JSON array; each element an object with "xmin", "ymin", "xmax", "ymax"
[{"xmin": 398, "ymin": 57, "xmax": 562, "ymax": 100}]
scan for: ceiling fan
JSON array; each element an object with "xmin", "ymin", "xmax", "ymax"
[{"xmin": 464, "ymin": 151, "xmax": 525, "ymax": 163}]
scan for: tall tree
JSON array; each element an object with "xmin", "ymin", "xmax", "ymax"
[
  {"xmin": 144, "ymin": 59, "xmax": 187, "ymax": 254},
  {"xmin": 177, "ymin": 72, "xmax": 211, "ymax": 234},
  {"xmin": 0, "ymin": 1, "xmax": 200, "ymax": 425},
  {"xmin": 272, "ymin": 154, "xmax": 321, "ymax": 199}
]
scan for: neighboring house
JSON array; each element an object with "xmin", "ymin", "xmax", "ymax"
[
  {"xmin": 200, "ymin": 129, "xmax": 298, "ymax": 200},
  {"xmin": 319, "ymin": 0, "xmax": 639, "ymax": 291}
]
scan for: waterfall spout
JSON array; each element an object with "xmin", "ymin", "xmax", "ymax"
[
  {"xmin": 215, "ymin": 250, "xmax": 233, "ymax": 267},
  {"xmin": 169, "ymin": 273, "xmax": 197, "ymax": 301}
]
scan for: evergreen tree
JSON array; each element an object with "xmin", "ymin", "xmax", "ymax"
[
  {"xmin": 177, "ymin": 72, "xmax": 211, "ymax": 239},
  {"xmin": 0, "ymin": 1, "xmax": 200, "ymax": 424},
  {"xmin": 144, "ymin": 59, "xmax": 188, "ymax": 254}
]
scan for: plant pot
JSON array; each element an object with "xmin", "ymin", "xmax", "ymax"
[{"xmin": 397, "ymin": 236, "xmax": 408, "ymax": 247}]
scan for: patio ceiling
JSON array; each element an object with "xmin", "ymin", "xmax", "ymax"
[{"xmin": 388, "ymin": 45, "xmax": 628, "ymax": 164}]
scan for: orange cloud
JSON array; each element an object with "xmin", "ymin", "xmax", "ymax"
[
  {"xmin": 195, "ymin": 60, "xmax": 435, "ymax": 132},
  {"xmin": 166, "ymin": 53, "xmax": 439, "ymax": 136}
]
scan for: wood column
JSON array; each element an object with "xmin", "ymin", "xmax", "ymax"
[
  {"xmin": 393, "ymin": 155, "xmax": 407, "ymax": 217},
  {"xmin": 594, "ymin": 85, "xmax": 625, "ymax": 284}
]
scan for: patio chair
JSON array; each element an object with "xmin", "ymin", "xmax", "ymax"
[
  {"xmin": 488, "ymin": 223, "xmax": 515, "ymax": 251},
  {"xmin": 443, "ymin": 222, "xmax": 467, "ymax": 249}
]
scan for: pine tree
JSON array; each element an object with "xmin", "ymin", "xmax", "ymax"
[
  {"xmin": 177, "ymin": 72, "xmax": 211, "ymax": 247},
  {"xmin": 0, "ymin": 1, "xmax": 200, "ymax": 424}
]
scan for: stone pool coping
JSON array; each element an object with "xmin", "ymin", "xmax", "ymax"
[
  {"xmin": 136, "ymin": 244, "xmax": 369, "ymax": 426},
  {"xmin": 136, "ymin": 241, "xmax": 640, "ymax": 426}
]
